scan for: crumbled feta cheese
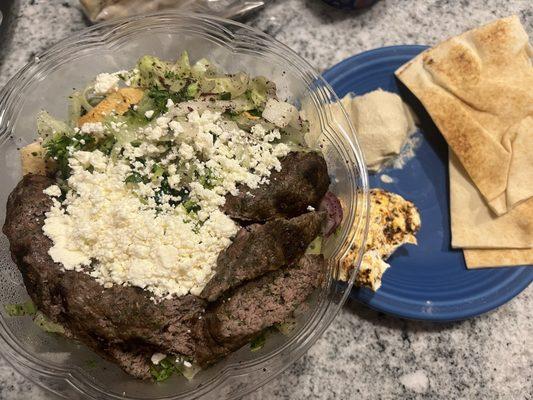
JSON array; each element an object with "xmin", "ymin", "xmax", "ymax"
[
  {"xmin": 80, "ymin": 122, "xmax": 105, "ymax": 135},
  {"xmin": 307, "ymin": 205, "xmax": 315, "ymax": 211},
  {"xmin": 178, "ymin": 143, "xmax": 195, "ymax": 160},
  {"xmin": 145, "ymin": 110, "xmax": 155, "ymax": 119},
  {"xmin": 43, "ymin": 151, "xmax": 239, "ymax": 299},
  {"xmin": 151, "ymin": 353, "xmax": 166, "ymax": 365},
  {"xmin": 169, "ymin": 120, "xmax": 183, "ymax": 134},
  {"xmin": 183, "ymin": 360, "xmax": 192, "ymax": 368},
  {"xmin": 44, "ymin": 104, "xmax": 295, "ymax": 301},
  {"xmin": 43, "ymin": 185, "xmax": 62, "ymax": 197},
  {"xmin": 94, "ymin": 73, "xmax": 120, "ymax": 95},
  {"xmin": 262, "ymin": 98, "xmax": 298, "ymax": 128}
]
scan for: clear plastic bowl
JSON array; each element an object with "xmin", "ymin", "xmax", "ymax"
[{"xmin": 0, "ymin": 12, "xmax": 368, "ymax": 400}]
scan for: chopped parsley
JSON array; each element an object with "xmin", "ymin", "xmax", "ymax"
[
  {"xmin": 219, "ymin": 92, "xmax": 231, "ymax": 100},
  {"xmin": 43, "ymin": 133, "xmax": 95, "ymax": 178},
  {"xmin": 125, "ymin": 172, "xmax": 144, "ymax": 184},
  {"xmin": 150, "ymin": 358, "xmax": 178, "ymax": 382},
  {"xmin": 183, "ymin": 200, "xmax": 200, "ymax": 214}
]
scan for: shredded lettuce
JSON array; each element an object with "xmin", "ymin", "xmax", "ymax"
[
  {"xmin": 67, "ymin": 91, "xmax": 84, "ymax": 127},
  {"xmin": 37, "ymin": 111, "xmax": 73, "ymax": 143},
  {"xmin": 33, "ymin": 312, "xmax": 65, "ymax": 334},
  {"xmin": 275, "ymin": 319, "xmax": 297, "ymax": 336},
  {"xmin": 250, "ymin": 332, "xmax": 267, "ymax": 352},
  {"xmin": 150, "ymin": 356, "xmax": 199, "ymax": 382},
  {"xmin": 306, "ymin": 236, "xmax": 323, "ymax": 255},
  {"xmin": 4, "ymin": 300, "xmax": 37, "ymax": 317},
  {"xmin": 203, "ymin": 72, "xmax": 249, "ymax": 98},
  {"xmin": 4, "ymin": 302, "xmax": 65, "ymax": 334},
  {"xmin": 247, "ymin": 76, "xmax": 276, "ymax": 108},
  {"xmin": 176, "ymin": 361, "xmax": 201, "ymax": 381}
]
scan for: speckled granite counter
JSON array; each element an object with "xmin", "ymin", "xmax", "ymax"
[{"xmin": 0, "ymin": 1, "xmax": 531, "ymax": 399}]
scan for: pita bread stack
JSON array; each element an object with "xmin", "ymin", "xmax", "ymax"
[{"xmin": 395, "ymin": 16, "xmax": 533, "ymax": 268}]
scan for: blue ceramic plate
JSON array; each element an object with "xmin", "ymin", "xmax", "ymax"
[{"xmin": 323, "ymin": 45, "xmax": 533, "ymax": 321}]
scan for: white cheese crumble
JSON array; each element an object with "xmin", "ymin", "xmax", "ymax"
[
  {"xmin": 262, "ymin": 98, "xmax": 298, "ymax": 128},
  {"xmin": 42, "ymin": 107, "xmax": 292, "ymax": 301},
  {"xmin": 145, "ymin": 110, "xmax": 155, "ymax": 119},
  {"xmin": 94, "ymin": 73, "xmax": 120, "ymax": 95},
  {"xmin": 151, "ymin": 353, "xmax": 166, "ymax": 365},
  {"xmin": 43, "ymin": 185, "xmax": 62, "ymax": 197},
  {"xmin": 43, "ymin": 155, "xmax": 238, "ymax": 298},
  {"xmin": 80, "ymin": 122, "xmax": 105, "ymax": 136}
]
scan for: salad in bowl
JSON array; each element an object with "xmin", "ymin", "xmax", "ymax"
[{"xmin": 4, "ymin": 52, "xmax": 341, "ymax": 381}]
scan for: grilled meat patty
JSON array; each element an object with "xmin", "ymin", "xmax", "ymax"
[
  {"xmin": 3, "ymin": 174, "xmax": 326, "ymax": 379},
  {"xmin": 223, "ymin": 151, "xmax": 330, "ymax": 222},
  {"xmin": 208, "ymin": 255, "xmax": 325, "ymax": 345},
  {"xmin": 200, "ymin": 211, "xmax": 326, "ymax": 302}
]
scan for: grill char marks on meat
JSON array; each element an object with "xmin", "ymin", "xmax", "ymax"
[
  {"xmin": 223, "ymin": 151, "xmax": 330, "ymax": 222},
  {"xmin": 200, "ymin": 211, "xmax": 325, "ymax": 302},
  {"xmin": 59, "ymin": 272, "xmax": 205, "ymax": 359},
  {"xmin": 195, "ymin": 255, "xmax": 326, "ymax": 366},
  {"xmin": 3, "ymin": 175, "xmax": 328, "ymax": 380}
]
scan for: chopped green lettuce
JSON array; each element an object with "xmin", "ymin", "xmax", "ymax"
[
  {"xmin": 33, "ymin": 312, "xmax": 65, "ymax": 334},
  {"xmin": 250, "ymin": 332, "xmax": 267, "ymax": 352},
  {"xmin": 275, "ymin": 319, "xmax": 297, "ymax": 336},
  {"xmin": 4, "ymin": 300, "xmax": 37, "ymax": 317},
  {"xmin": 37, "ymin": 111, "xmax": 73, "ymax": 142},
  {"xmin": 67, "ymin": 91, "xmax": 84, "ymax": 126},
  {"xmin": 306, "ymin": 236, "xmax": 323, "ymax": 255},
  {"xmin": 150, "ymin": 357, "xmax": 177, "ymax": 382},
  {"xmin": 203, "ymin": 72, "xmax": 249, "ymax": 98},
  {"xmin": 150, "ymin": 356, "xmax": 200, "ymax": 382}
]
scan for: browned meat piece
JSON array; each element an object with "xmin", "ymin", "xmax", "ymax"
[
  {"xmin": 4, "ymin": 174, "xmax": 55, "ymax": 253},
  {"xmin": 4, "ymin": 175, "xmax": 65, "ymax": 319},
  {"xmin": 59, "ymin": 272, "xmax": 206, "ymax": 357},
  {"xmin": 3, "ymin": 175, "xmax": 327, "ymax": 379},
  {"xmin": 200, "ymin": 212, "xmax": 325, "ymax": 302},
  {"xmin": 223, "ymin": 152, "xmax": 330, "ymax": 222},
  {"xmin": 197, "ymin": 255, "xmax": 326, "ymax": 365},
  {"xmin": 3, "ymin": 175, "xmax": 205, "ymax": 379}
]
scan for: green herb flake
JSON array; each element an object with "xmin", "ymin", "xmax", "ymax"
[
  {"xmin": 125, "ymin": 172, "xmax": 144, "ymax": 184},
  {"xmin": 152, "ymin": 164, "xmax": 165, "ymax": 180},
  {"xmin": 219, "ymin": 92, "xmax": 231, "ymax": 101},
  {"xmin": 43, "ymin": 132, "xmax": 96, "ymax": 179},
  {"xmin": 183, "ymin": 200, "xmax": 200, "ymax": 214},
  {"xmin": 97, "ymin": 135, "xmax": 117, "ymax": 156}
]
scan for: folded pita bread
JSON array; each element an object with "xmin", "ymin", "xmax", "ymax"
[
  {"xmin": 395, "ymin": 15, "xmax": 533, "ymax": 216},
  {"xmin": 464, "ymin": 248, "xmax": 533, "ymax": 268},
  {"xmin": 449, "ymin": 153, "xmax": 533, "ymax": 249}
]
